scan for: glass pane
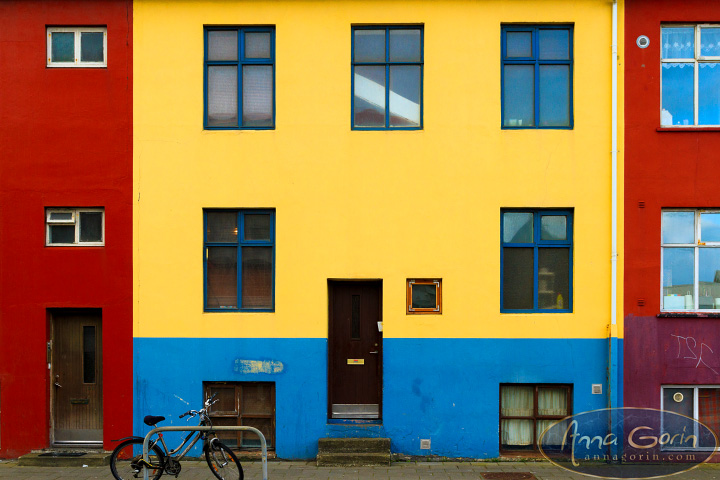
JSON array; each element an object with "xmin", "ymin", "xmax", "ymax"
[
  {"xmin": 412, "ymin": 284, "xmax": 437, "ymax": 309},
  {"xmin": 207, "ymin": 212, "xmax": 238, "ymax": 243},
  {"xmin": 662, "ymin": 27, "xmax": 695, "ymax": 59},
  {"xmin": 663, "ymin": 388, "xmax": 694, "ymax": 417},
  {"xmin": 242, "ymin": 65, "xmax": 273, "ymax": 127},
  {"xmin": 539, "ymin": 29, "xmax": 570, "ymax": 60},
  {"xmin": 662, "ymin": 63, "xmax": 694, "ymax": 126},
  {"xmin": 701, "ymin": 212, "xmax": 720, "ymax": 242},
  {"xmin": 539, "ymin": 65, "xmax": 570, "ymax": 127},
  {"xmin": 241, "ymin": 418, "xmax": 273, "ymax": 448},
  {"xmin": 702, "ymin": 27, "xmax": 720, "ymax": 57},
  {"xmin": 503, "ymin": 248, "xmax": 534, "ymax": 310},
  {"xmin": 207, "ymin": 247, "xmax": 238, "ymax": 309},
  {"xmin": 80, "ymin": 32, "xmax": 104, "ymax": 62},
  {"xmin": 662, "ymin": 247, "xmax": 695, "ymax": 309},
  {"xmin": 389, "ymin": 29, "xmax": 421, "ymax": 62},
  {"xmin": 506, "ymin": 31, "xmax": 532, "ymax": 58},
  {"xmin": 699, "ymin": 63, "xmax": 720, "ymax": 125},
  {"xmin": 52, "ymin": 32, "xmax": 74, "ymax": 62},
  {"xmin": 538, "ymin": 419, "xmax": 563, "ymax": 447},
  {"xmin": 50, "ymin": 225, "xmax": 75, "ymax": 244},
  {"xmin": 662, "ymin": 211, "xmax": 695, "ymax": 244},
  {"xmin": 541, "ymin": 215, "xmax": 567, "ymax": 241},
  {"xmin": 699, "ymin": 389, "xmax": 720, "ymax": 443},
  {"xmin": 501, "ymin": 419, "xmax": 534, "ymax": 448},
  {"xmin": 210, "ymin": 417, "xmax": 240, "ymax": 447},
  {"xmin": 49, "ymin": 212, "xmax": 73, "ymax": 221},
  {"xmin": 699, "ymin": 248, "xmax": 720, "ymax": 309},
  {"xmin": 242, "ymin": 247, "xmax": 272, "ymax": 308},
  {"xmin": 208, "ymin": 66, "xmax": 238, "ymax": 127},
  {"xmin": 79, "ymin": 212, "xmax": 103, "ymax": 242},
  {"xmin": 208, "ymin": 30, "xmax": 238, "ymax": 61},
  {"xmin": 83, "ymin": 326, "xmax": 96, "ymax": 384},
  {"xmin": 352, "ymin": 295, "xmax": 360, "ymax": 339},
  {"xmin": 538, "ymin": 248, "xmax": 570, "ymax": 310},
  {"xmin": 503, "ymin": 65, "xmax": 534, "ymax": 127},
  {"xmin": 245, "ymin": 32, "xmax": 271, "ymax": 58},
  {"xmin": 354, "ymin": 66, "xmax": 386, "ymax": 127},
  {"xmin": 501, "ymin": 386, "xmax": 534, "ymax": 416},
  {"xmin": 244, "ymin": 214, "xmax": 271, "ymax": 241},
  {"xmin": 538, "ymin": 387, "xmax": 567, "ymax": 416},
  {"xmin": 242, "ymin": 383, "xmax": 274, "ymax": 415},
  {"xmin": 354, "ymin": 29, "xmax": 385, "ymax": 63},
  {"xmin": 209, "ymin": 385, "xmax": 238, "ymax": 413},
  {"xmin": 503, "ymin": 212, "xmax": 533, "ymax": 243},
  {"xmin": 389, "ymin": 65, "xmax": 420, "ymax": 127}
]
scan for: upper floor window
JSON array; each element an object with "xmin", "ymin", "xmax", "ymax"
[
  {"xmin": 661, "ymin": 25, "xmax": 720, "ymax": 126},
  {"xmin": 662, "ymin": 209, "xmax": 720, "ymax": 311},
  {"xmin": 501, "ymin": 25, "xmax": 573, "ymax": 129},
  {"xmin": 501, "ymin": 209, "xmax": 573, "ymax": 312},
  {"xmin": 47, "ymin": 27, "xmax": 106, "ymax": 67},
  {"xmin": 352, "ymin": 26, "xmax": 423, "ymax": 129},
  {"xmin": 205, "ymin": 27, "xmax": 275, "ymax": 129},
  {"xmin": 46, "ymin": 208, "xmax": 104, "ymax": 246},
  {"xmin": 204, "ymin": 210, "xmax": 275, "ymax": 311}
]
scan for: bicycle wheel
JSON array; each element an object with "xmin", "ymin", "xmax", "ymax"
[
  {"xmin": 110, "ymin": 438, "xmax": 165, "ymax": 480},
  {"xmin": 205, "ymin": 440, "xmax": 243, "ymax": 480}
]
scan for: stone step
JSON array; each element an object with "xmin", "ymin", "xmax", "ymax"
[
  {"xmin": 18, "ymin": 451, "xmax": 110, "ymax": 467},
  {"xmin": 318, "ymin": 437, "xmax": 390, "ymax": 453},
  {"xmin": 316, "ymin": 452, "xmax": 391, "ymax": 467}
]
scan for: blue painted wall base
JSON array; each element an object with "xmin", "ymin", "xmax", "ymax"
[{"xmin": 134, "ymin": 338, "xmax": 619, "ymax": 459}]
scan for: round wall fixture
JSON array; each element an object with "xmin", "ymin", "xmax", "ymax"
[
  {"xmin": 637, "ymin": 35, "xmax": 650, "ymax": 48},
  {"xmin": 673, "ymin": 392, "xmax": 684, "ymax": 403}
]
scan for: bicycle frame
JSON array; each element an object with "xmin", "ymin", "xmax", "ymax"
[{"xmin": 154, "ymin": 428, "xmax": 208, "ymax": 461}]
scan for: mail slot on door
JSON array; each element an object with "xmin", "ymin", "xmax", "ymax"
[{"xmin": 347, "ymin": 359, "xmax": 365, "ymax": 365}]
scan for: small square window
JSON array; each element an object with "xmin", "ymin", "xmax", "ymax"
[
  {"xmin": 352, "ymin": 26, "xmax": 423, "ymax": 130},
  {"xmin": 47, "ymin": 27, "xmax": 107, "ymax": 67},
  {"xmin": 502, "ymin": 25, "xmax": 573, "ymax": 128},
  {"xmin": 406, "ymin": 279, "xmax": 441, "ymax": 314},
  {"xmin": 46, "ymin": 208, "xmax": 104, "ymax": 246}
]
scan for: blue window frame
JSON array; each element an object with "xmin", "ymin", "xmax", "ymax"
[
  {"xmin": 204, "ymin": 210, "xmax": 275, "ymax": 312},
  {"xmin": 501, "ymin": 25, "xmax": 573, "ymax": 129},
  {"xmin": 501, "ymin": 210, "xmax": 573, "ymax": 313},
  {"xmin": 204, "ymin": 27, "xmax": 275, "ymax": 129},
  {"xmin": 352, "ymin": 26, "xmax": 423, "ymax": 130}
]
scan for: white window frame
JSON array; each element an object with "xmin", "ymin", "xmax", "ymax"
[
  {"xmin": 661, "ymin": 24, "xmax": 720, "ymax": 126},
  {"xmin": 661, "ymin": 209, "xmax": 720, "ymax": 311},
  {"xmin": 45, "ymin": 208, "xmax": 105, "ymax": 246},
  {"xmin": 46, "ymin": 27, "xmax": 107, "ymax": 68},
  {"xmin": 661, "ymin": 385, "xmax": 720, "ymax": 452}
]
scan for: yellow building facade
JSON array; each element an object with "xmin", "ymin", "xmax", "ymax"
[{"xmin": 134, "ymin": 0, "xmax": 622, "ymax": 458}]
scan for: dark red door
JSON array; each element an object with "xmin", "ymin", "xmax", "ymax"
[{"xmin": 328, "ymin": 281, "xmax": 382, "ymax": 419}]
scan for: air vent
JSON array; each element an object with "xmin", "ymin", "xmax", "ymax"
[
  {"xmin": 637, "ymin": 35, "xmax": 650, "ymax": 49},
  {"xmin": 638, "ymin": 201, "xmax": 646, "ymax": 208},
  {"xmin": 638, "ymin": 298, "xmax": 645, "ymax": 307},
  {"xmin": 420, "ymin": 439, "xmax": 431, "ymax": 450},
  {"xmin": 592, "ymin": 384, "xmax": 603, "ymax": 395}
]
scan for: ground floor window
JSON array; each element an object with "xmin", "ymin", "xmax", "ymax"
[
  {"xmin": 500, "ymin": 384, "xmax": 572, "ymax": 451},
  {"xmin": 204, "ymin": 382, "xmax": 275, "ymax": 450},
  {"xmin": 662, "ymin": 385, "xmax": 720, "ymax": 449}
]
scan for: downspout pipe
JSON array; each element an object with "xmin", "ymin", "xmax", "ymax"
[{"xmin": 609, "ymin": 0, "xmax": 619, "ymax": 423}]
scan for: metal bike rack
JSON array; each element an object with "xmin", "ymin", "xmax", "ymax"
[{"xmin": 142, "ymin": 426, "xmax": 268, "ymax": 480}]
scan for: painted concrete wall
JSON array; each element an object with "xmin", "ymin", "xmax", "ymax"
[
  {"xmin": 0, "ymin": 1, "xmax": 133, "ymax": 457},
  {"xmin": 134, "ymin": 0, "xmax": 622, "ymax": 458},
  {"xmin": 624, "ymin": 0, "xmax": 720, "ymax": 411}
]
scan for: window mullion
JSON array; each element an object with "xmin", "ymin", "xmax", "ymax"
[
  {"xmin": 385, "ymin": 64, "xmax": 390, "ymax": 128},
  {"xmin": 533, "ymin": 245, "xmax": 539, "ymax": 310},
  {"xmin": 75, "ymin": 31, "xmax": 81, "ymax": 63},
  {"xmin": 695, "ymin": 245, "xmax": 700, "ymax": 309}
]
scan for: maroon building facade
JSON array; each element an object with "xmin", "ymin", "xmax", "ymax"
[
  {"xmin": 625, "ymin": 0, "xmax": 720, "ymax": 443},
  {"xmin": 0, "ymin": 1, "xmax": 133, "ymax": 457}
]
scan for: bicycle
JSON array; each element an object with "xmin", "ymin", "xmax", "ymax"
[{"xmin": 109, "ymin": 393, "xmax": 243, "ymax": 480}]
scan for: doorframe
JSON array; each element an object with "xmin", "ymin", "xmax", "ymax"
[
  {"xmin": 327, "ymin": 279, "xmax": 383, "ymax": 421},
  {"xmin": 48, "ymin": 308, "xmax": 103, "ymax": 447}
]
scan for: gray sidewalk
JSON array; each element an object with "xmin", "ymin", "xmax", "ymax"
[{"xmin": 2, "ymin": 460, "xmax": 720, "ymax": 480}]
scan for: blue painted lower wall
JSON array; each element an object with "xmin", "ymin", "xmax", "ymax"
[{"xmin": 133, "ymin": 337, "xmax": 620, "ymax": 459}]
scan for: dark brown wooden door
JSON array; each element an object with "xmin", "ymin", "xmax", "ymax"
[
  {"xmin": 328, "ymin": 281, "xmax": 382, "ymax": 419},
  {"xmin": 51, "ymin": 311, "xmax": 103, "ymax": 445}
]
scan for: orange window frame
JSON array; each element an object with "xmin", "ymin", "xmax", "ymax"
[{"xmin": 406, "ymin": 279, "xmax": 442, "ymax": 314}]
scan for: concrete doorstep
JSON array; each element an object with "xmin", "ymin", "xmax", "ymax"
[{"xmin": 17, "ymin": 450, "xmax": 110, "ymax": 467}]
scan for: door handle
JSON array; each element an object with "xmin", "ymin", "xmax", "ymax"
[
  {"xmin": 369, "ymin": 351, "xmax": 379, "ymax": 354},
  {"xmin": 55, "ymin": 374, "xmax": 62, "ymax": 388},
  {"xmin": 54, "ymin": 382, "xmax": 63, "ymax": 388}
]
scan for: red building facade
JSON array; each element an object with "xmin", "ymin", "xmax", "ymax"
[
  {"xmin": 625, "ymin": 0, "xmax": 720, "ymax": 439},
  {"xmin": 0, "ymin": 1, "xmax": 132, "ymax": 457}
]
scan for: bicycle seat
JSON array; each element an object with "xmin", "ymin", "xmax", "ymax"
[{"xmin": 144, "ymin": 415, "xmax": 166, "ymax": 426}]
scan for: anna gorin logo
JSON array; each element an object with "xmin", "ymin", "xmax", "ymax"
[{"xmin": 538, "ymin": 407, "xmax": 717, "ymax": 479}]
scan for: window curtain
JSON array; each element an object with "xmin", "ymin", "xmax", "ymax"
[
  {"xmin": 538, "ymin": 388, "xmax": 568, "ymax": 416},
  {"xmin": 537, "ymin": 419, "xmax": 562, "ymax": 446},
  {"xmin": 501, "ymin": 386, "xmax": 534, "ymax": 416},
  {"xmin": 501, "ymin": 419, "xmax": 534, "ymax": 446},
  {"xmin": 699, "ymin": 388, "xmax": 720, "ymax": 439}
]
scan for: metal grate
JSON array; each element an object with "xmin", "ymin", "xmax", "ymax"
[{"xmin": 482, "ymin": 474, "xmax": 536, "ymax": 480}]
